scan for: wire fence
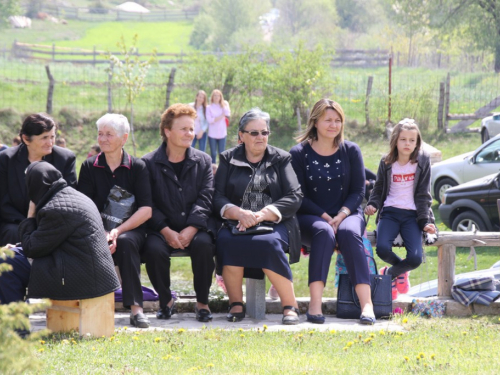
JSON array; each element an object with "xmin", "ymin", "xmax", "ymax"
[{"xmin": 0, "ymin": 58, "xmax": 499, "ymax": 134}]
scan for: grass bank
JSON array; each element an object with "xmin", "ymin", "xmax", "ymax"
[{"xmin": 31, "ymin": 315, "xmax": 500, "ymax": 374}]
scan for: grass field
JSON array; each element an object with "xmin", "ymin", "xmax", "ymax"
[{"xmin": 25, "ymin": 315, "xmax": 500, "ymax": 374}]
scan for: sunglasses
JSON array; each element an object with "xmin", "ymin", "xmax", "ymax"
[{"xmin": 241, "ymin": 130, "xmax": 271, "ymax": 137}]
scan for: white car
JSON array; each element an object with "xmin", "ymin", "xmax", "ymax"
[
  {"xmin": 481, "ymin": 114, "xmax": 500, "ymax": 143},
  {"xmin": 431, "ymin": 134, "xmax": 500, "ymax": 203}
]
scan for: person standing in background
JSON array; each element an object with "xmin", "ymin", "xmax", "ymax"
[
  {"xmin": 191, "ymin": 90, "xmax": 209, "ymax": 153},
  {"xmin": 206, "ymin": 89, "xmax": 231, "ymax": 163}
]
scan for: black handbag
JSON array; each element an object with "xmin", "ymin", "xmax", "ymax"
[
  {"xmin": 336, "ymin": 255, "xmax": 392, "ymax": 319},
  {"xmin": 225, "ymin": 220, "xmax": 274, "ymax": 235},
  {"xmin": 101, "ymin": 185, "xmax": 137, "ymax": 231}
]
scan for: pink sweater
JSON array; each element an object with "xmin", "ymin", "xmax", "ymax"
[{"xmin": 206, "ymin": 102, "xmax": 231, "ymax": 139}]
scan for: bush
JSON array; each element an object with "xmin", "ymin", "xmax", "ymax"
[{"xmin": 58, "ymin": 107, "xmax": 83, "ymax": 129}]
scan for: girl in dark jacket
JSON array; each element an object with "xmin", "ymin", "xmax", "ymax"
[
  {"xmin": 13, "ymin": 162, "xmax": 120, "ymax": 302},
  {"xmin": 142, "ymin": 103, "xmax": 215, "ymax": 323},
  {"xmin": 0, "ymin": 113, "xmax": 77, "ymax": 246},
  {"xmin": 365, "ymin": 118, "xmax": 436, "ymax": 300}
]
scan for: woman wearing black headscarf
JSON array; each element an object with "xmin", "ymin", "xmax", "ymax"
[{"xmin": 0, "ymin": 161, "xmax": 120, "ymax": 306}]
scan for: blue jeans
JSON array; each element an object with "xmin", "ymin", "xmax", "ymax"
[
  {"xmin": 375, "ymin": 206, "xmax": 423, "ymax": 278},
  {"xmin": 192, "ymin": 131, "xmax": 207, "ymax": 152},
  {"xmin": 0, "ymin": 248, "xmax": 30, "ymax": 305},
  {"xmin": 208, "ymin": 137, "xmax": 226, "ymax": 164}
]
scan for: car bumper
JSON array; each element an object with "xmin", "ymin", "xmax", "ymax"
[{"xmin": 439, "ymin": 204, "xmax": 453, "ymax": 229}]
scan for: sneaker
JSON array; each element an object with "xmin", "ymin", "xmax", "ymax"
[
  {"xmin": 379, "ymin": 266, "xmax": 388, "ymax": 275},
  {"xmin": 216, "ymin": 274, "xmax": 227, "ymax": 294},
  {"xmin": 396, "ymin": 271, "xmax": 411, "ymax": 294},
  {"xmin": 268, "ymin": 284, "xmax": 279, "ymax": 300},
  {"xmin": 392, "ymin": 279, "xmax": 399, "ymax": 300}
]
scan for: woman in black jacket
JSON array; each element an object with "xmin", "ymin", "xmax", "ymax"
[
  {"xmin": 78, "ymin": 113, "xmax": 152, "ymax": 329},
  {"xmin": 142, "ymin": 103, "xmax": 215, "ymax": 323},
  {"xmin": 214, "ymin": 108, "xmax": 303, "ymax": 325},
  {"xmin": 0, "ymin": 113, "xmax": 77, "ymax": 246},
  {"xmin": 12, "ymin": 162, "xmax": 120, "ymax": 303}
]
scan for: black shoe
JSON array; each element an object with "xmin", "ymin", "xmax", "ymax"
[
  {"xmin": 226, "ymin": 302, "xmax": 245, "ymax": 322},
  {"xmin": 130, "ymin": 312, "xmax": 150, "ymax": 328},
  {"xmin": 282, "ymin": 305, "xmax": 300, "ymax": 325},
  {"xmin": 306, "ymin": 311, "xmax": 325, "ymax": 324},
  {"xmin": 360, "ymin": 313, "xmax": 376, "ymax": 325},
  {"xmin": 156, "ymin": 300, "xmax": 177, "ymax": 320},
  {"xmin": 195, "ymin": 306, "xmax": 213, "ymax": 322}
]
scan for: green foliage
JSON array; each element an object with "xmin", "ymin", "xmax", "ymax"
[
  {"xmin": 336, "ymin": 0, "xmax": 378, "ymax": 33},
  {"xmin": 189, "ymin": 0, "xmax": 271, "ymax": 50},
  {"xmin": 108, "ymin": 35, "xmax": 156, "ymax": 156},
  {"xmin": 0, "ymin": 246, "xmax": 50, "ymax": 374},
  {"xmin": 0, "ymin": 0, "xmax": 20, "ymax": 28},
  {"xmin": 25, "ymin": 0, "xmax": 44, "ymax": 19}
]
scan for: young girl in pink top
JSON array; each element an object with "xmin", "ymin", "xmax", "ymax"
[
  {"xmin": 206, "ymin": 89, "xmax": 231, "ymax": 163},
  {"xmin": 365, "ymin": 118, "xmax": 436, "ymax": 300}
]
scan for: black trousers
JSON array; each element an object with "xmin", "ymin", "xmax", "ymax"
[
  {"xmin": 0, "ymin": 223, "xmax": 20, "ymax": 247},
  {"xmin": 114, "ymin": 227, "xmax": 146, "ymax": 309},
  {"xmin": 0, "ymin": 248, "xmax": 30, "ymax": 305},
  {"xmin": 143, "ymin": 230, "xmax": 215, "ymax": 307}
]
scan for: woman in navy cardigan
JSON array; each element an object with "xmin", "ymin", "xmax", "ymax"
[{"xmin": 289, "ymin": 99, "xmax": 375, "ymax": 325}]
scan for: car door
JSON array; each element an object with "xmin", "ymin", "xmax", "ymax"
[
  {"xmin": 485, "ymin": 174, "xmax": 500, "ymax": 230},
  {"xmin": 486, "ymin": 118, "xmax": 500, "ymax": 138},
  {"xmin": 463, "ymin": 138, "xmax": 500, "ymax": 181}
]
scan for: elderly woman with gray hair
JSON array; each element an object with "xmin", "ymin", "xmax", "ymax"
[
  {"xmin": 78, "ymin": 113, "xmax": 152, "ymax": 329},
  {"xmin": 214, "ymin": 108, "xmax": 303, "ymax": 325}
]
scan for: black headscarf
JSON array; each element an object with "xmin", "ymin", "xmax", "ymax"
[{"xmin": 25, "ymin": 161, "xmax": 67, "ymax": 210}]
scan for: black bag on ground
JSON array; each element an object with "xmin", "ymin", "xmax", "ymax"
[
  {"xmin": 336, "ymin": 255, "xmax": 392, "ymax": 319},
  {"xmin": 101, "ymin": 185, "xmax": 137, "ymax": 231}
]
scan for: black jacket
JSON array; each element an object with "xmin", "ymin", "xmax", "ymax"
[
  {"xmin": 18, "ymin": 186, "xmax": 120, "ymax": 300},
  {"xmin": 0, "ymin": 144, "xmax": 77, "ymax": 225},
  {"xmin": 367, "ymin": 150, "xmax": 435, "ymax": 229},
  {"xmin": 214, "ymin": 144, "xmax": 303, "ymax": 264},
  {"xmin": 142, "ymin": 143, "xmax": 214, "ymax": 233}
]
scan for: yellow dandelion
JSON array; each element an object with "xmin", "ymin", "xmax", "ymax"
[
  {"xmin": 462, "ymin": 332, "xmax": 467, "ymax": 336},
  {"xmin": 358, "ymin": 334, "xmax": 362, "ymax": 339},
  {"xmin": 39, "ymin": 340, "xmax": 45, "ymax": 345},
  {"xmin": 178, "ymin": 328, "xmax": 186, "ymax": 333},
  {"xmin": 431, "ymin": 354, "xmax": 436, "ymax": 360},
  {"xmin": 419, "ymin": 352, "xmax": 425, "ymax": 358},
  {"xmin": 263, "ymin": 325, "xmax": 268, "ymax": 330},
  {"xmin": 346, "ymin": 341, "xmax": 353, "ymax": 347},
  {"xmin": 154, "ymin": 337, "xmax": 161, "ymax": 343},
  {"xmin": 474, "ymin": 336, "xmax": 479, "ymax": 339},
  {"xmin": 240, "ymin": 334, "xmax": 245, "ymax": 338},
  {"xmin": 416, "ymin": 356, "xmax": 420, "ymax": 361},
  {"xmin": 71, "ymin": 340, "xmax": 77, "ymax": 345},
  {"xmin": 207, "ymin": 363, "xmax": 215, "ymax": 368},
  {"xmin": 424, "ymin": 363, "xmax": 428, "ymax": 368},
  {"xmin": 343, "ymin": 347, "xmax": 348, "ymax": 351},
  {"xmin": 404, "ymin": 356, "xmax": 409, "ymax": 362},
  {"xmin": 369, "ymin": 333, "xmax": 375, "ymax": 338},
  {"xmin": 109, "ymin": 336, "xmax": 115, "ymax": 341},
  {"xmin": 38, "ymin": 348, "xmax": 44, "ymax": 353},
  {"xmin": 379, "ymin": 330, "xmax": 386, "ymax": 335},
  {"xmin": 402, "ymin": 318, "xmax": 408, "ymax": 323},
  {"xmin": 445, "ymin": 334, "xmax": 450, "ymax": 337},
  {"xmin": 364, "ymin": 338, "xmax": 372, "ymax": 343},
  {"xmin": 123, "ymin": 326, "xmax": 128, "ymax": 330},
  {"xmin": 132, "ymin": 337, "xmax": 139, "ymax": 341},
  {"xmin": 353, "ymin": 339, "xmax": 359, "ymax": 343},
  {"xmin": 238, "ymin": 328, "xmax": 244, "ymax": 332},
  {"xmin": 92, "ymin": 347, "xmax": 96, "ymax": 351},
  {"xmin": 330, "ymin": 330, "xmax": 336, "ymax": 334},
  {"xmin": 162, "ymin": 355, "xmax": 172, "ymax": 360},
  {"xmin": 308, "ymin": 330, "xmax": 315, "ymax": 334}
]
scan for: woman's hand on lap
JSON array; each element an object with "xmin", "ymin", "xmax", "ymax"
[
  {"xmin": 237, "ymin": 209, "xmax": 257, "ymax": 230},
  {"xmin": 161, "ymin": 227, "xmax": 184, "ymax": 249},
  {"xmin": 179, "ymin": 226, "xmax": 198, "ymax": 247}
]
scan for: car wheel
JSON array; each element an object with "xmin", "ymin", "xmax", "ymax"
[
  {"xmin": 434, "ymin": 178, "xmax": 458, "ymax": 204},
  {"xmin": 482, "ymin": 128, "xmax": 490, "ymax": 144},
  {"xmin": 451, "ymin": 211, "xmax": 487, "ymax": 232}
]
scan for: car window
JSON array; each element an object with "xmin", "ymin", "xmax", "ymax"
[{"xmin": 476, "ymin": 139, "xmax": 500, "ymax": 163}]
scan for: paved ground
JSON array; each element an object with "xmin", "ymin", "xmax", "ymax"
[{"xmin": 30, "ymin": 312, "xmax": 404, "ymax": 333}]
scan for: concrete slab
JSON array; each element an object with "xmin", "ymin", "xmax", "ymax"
[{"xmin": 29, "ymin": 312, "xmax": 404, "ymax": 334}]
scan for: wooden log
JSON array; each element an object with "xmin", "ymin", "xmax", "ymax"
[
  {"xmin": 365, "ymin": 231, "xmax": 500, "ymax": 247},
  {"xmin": 438, "ymin": 244, "xmax": 456, "ymax": 297},
  {"xmin": 45, "ymin": 65, "xmax": 55, "ymax": 115},
  {"xmin": 444, "ymin": 73, "xmax": 450, "ymax": 130},
  {"xmin": 164, "ymin": 67, "xmax": 176, "ymax": 110},
  {"xmin": 438, "ymin": 82, "xmax": 445, "ymax": 130},
  {"xmin": 447, "ymin": 113, "xmax": 491, "ymax": 121},
  {"xmin": 365, "ymin": 76, "xmax": 373, "ymax": 127}
]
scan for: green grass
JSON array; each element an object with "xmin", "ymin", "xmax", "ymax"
[{"xmin": 28, "ymin": 316, "xmax": 500, "ymax": 374}]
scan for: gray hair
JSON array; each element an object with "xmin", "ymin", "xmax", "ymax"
[
  {"xmin": 238, "ymin": 108, "xmax": 270, "ymax": 132},
  {"xmin": 96, "ymin": 114, "xmax": 130, "ymax": 137}
]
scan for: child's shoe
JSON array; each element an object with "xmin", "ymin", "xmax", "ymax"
[
  {"xmin": 396, "ymin": 271, "xmax": 411, "ymax": 294},
  {"xmin": 379, "ymin": 266, "xmax": 388, "ymax": 275},
  {"xmin": 268, "ymin": 284, "xmax": 279, "ymax": 300},
  {"xmin": 216, "ymin": 274, "xmax": 227, "ymax": 294}
]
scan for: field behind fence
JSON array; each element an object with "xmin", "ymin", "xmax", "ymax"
[{"xmin": 1, "ymin": 58, "xmax": 499, "ymax": 136}]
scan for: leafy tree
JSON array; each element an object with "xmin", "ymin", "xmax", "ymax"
[
  {"xmin": 108, "ymin": 35, "xmax": 156, "ymax": 156},
  {"xmin": 0, "ymin": 0, "xmax": 20, "ymax": 28},
  {"xmin": 336, "ymin": 0, "xmax": 379, "ymax": 33}
]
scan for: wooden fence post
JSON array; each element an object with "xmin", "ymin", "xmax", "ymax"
[
  {"xmin": 444, "ymin": 73, "xmax": 451, "ymax": 130},
  {"xmin": 438, "ymin": 82, "xmax": 445, "ymax": 130},
  {"xmin": 45, "ymin": 65, "xmax": 55, "ymax": 114},
  {"xmin": 164, "ymin": 67, "xmax": 177, "ymax": 110},
  {"xmin": 437, "ymin": 244, "xmax": 456, "ymax": 297},
  {"xmin": 365, "ymin": 76, "xmax": 373, "ymax": 127}
]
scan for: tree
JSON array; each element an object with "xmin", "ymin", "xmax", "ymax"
[
  {"xmin": 336, "ymin": 0, "xmax": 380, "ymax": 33},
  {"xmin": 108, "ymin": 35, "xmax": 156, "ymax": 156},
  {"xmin": 0, "ymin": 0, "xmax": 20, "ymax": 28}
]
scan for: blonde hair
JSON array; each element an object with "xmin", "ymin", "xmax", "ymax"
[
  {"xmin": 385, "ymin": 118, "xmax": 422, "ymax": 165},
  {"xmin": 295, "ymin": 99, "xmax": 345, "ymax": 148},
  {"xmin": 195, "ymin": 90, "xmax": 207, "ymax": 117},
  {"xmin": 210, "ymin": 89, "xmax": 226, "ymax": 107}
]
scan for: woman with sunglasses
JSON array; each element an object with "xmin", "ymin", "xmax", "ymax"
[
  {"xmin": 214, "ymin": 108, "xmax": 303, "ymax": 325},
  {"xmin": 289, "ymin": 99, "xmax": 375, "ymax": 325}
]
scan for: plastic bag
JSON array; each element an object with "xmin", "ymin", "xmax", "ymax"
[{"xmin": 101, "ymin": 185, "xmax": 136, "ymax": 231}]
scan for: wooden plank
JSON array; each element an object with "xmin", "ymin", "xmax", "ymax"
[
  {"xmin": 438, "ymin": 82, "xmax": 445, "ymax": 130},
  {"xmin": 450, "ymin": 95, "xmax": 500, "ymax": 132},
  {"xmin": 438, "ymin": 244, "xmax": 456, "ymax": 297},
  {"xmin": 444, "ymin": 73, "xmax": 450, "ymax": 130},
  {"xmin": 80, "ymin": 293, "xmax": 115, "ymax": 337}
]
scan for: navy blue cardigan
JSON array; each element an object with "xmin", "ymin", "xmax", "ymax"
[{"xmin": 289, "ymin": 140, "xmax": 366, "ymax": 217}]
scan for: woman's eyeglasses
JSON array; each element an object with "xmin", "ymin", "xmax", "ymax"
[{"xmin": 241, "ymin": 130, "xmax": 271, "ymax": 137}]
